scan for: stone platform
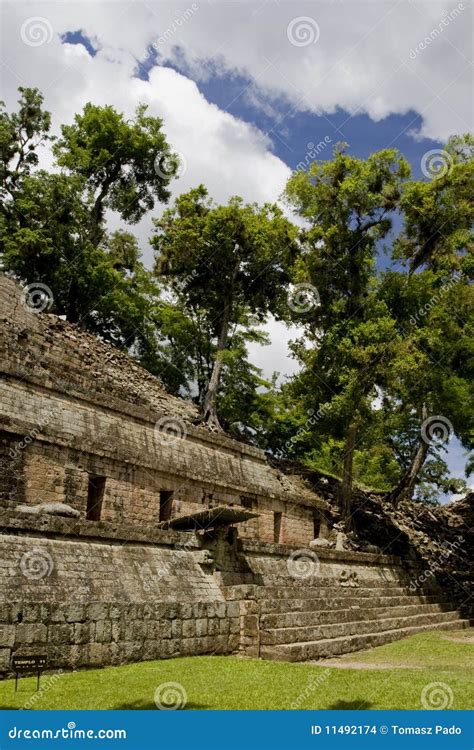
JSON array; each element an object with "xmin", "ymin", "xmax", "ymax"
[{"xmin": 0, "ymin": 511, "xmax": 469, "ymax": 673}]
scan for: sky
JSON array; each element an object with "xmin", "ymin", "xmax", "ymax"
[{"xmin": 1, "ymin": 0, "xmax": 472, "ymax": 496}]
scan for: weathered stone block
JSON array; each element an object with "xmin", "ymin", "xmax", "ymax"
[
  {"xmin": 219, "ymin": 618, "xmax": 230, "ymax": 635},
  {"xmin": 229, "ymin": 618, "xmax": 240, "ymax": 634},
  {"xmin": 73, "ymin": 623, "xmax": 93, "ymax": 645},
  {"xmin": 0, "ymin": 625, "xmax": 15, "ymax": 648},
  {"xmin": 65, "ymin": 605, "xmax": 86, "ymax": 623},
  {"xmin": 182, "ymin": 619, "xmax": 195, "ymax": 638},
  {"xmin": 49, "ymin": 608, "xmax": 67, "ymax": 624},
  {"xmin": 48, "ymin": 623, "xmax": 74, "ymax": 644},
  {"xmin": 88, "ymin": 603, "xmax": 109, "ymax": 621},
  {"xmin": 242, "ymin": 615, "xmax": 259, "ymax": 636},
  {"xmin": 226, "ymin": 601, "xmax": 240, "ymax": 618},
  {"xmin": 15, "ymin": 623, "xmax": 47, "ymax": 644},
  {"xmin": 0, "ymin": 648, "xmax": 12, "ymax": 670},
  {"xmin": 95, "ymin": 620, "xmax": 112, "ymax": 643},
  {"xmin": 22, "ymin": 605, "xmax": 40, "ymax": 623}
]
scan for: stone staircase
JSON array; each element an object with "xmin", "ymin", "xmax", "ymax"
[{"xmin": 256, "ymin": 580, "xmax": 470, "ymax": 662}]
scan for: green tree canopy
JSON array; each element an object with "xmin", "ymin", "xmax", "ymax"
[{"xmin": 151, "ymin": 186, "xmax": 298, "ymax": 428}]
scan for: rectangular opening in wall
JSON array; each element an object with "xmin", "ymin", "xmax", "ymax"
[
  {"xmin": 86, "ymin": 476, "xmax": 106, "ymax": 521},
  {"xmin": 273, "ymin": 511, "xmax": 282, "ymax": 543},
  {"xmin": 313, "ymin": 512, "xmax": 321, "ymax": 540},
  {"xmin": 159, "ymin": 490, "xmax": 174, "ymax": 522},
  {"xmin": 241, "ymin": 497, "xmax": 253, "ymax": 510}
]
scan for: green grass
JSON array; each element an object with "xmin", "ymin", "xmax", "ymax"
[{"xmin": 0, "ymin": 630, "xmax": 472, "ymax": 711}]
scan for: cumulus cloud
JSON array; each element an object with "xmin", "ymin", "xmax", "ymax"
[
  {"xmin": 3, "ymin": 1, "xmax": 471, "ymax": 158},
  {"xmin": 2, "ymin": 6, "xmax": 294, "ymax": 262}
]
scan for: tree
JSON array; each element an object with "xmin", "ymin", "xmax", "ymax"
[
  {"xmin": 0, "ymin": 87, "xmax": 52, "ymax": 250},
  {"xmin": 279, "ymin": 138, "xmax": 473, "ymax": 509},
  {"xmin": 284, "ymin": 145, "xmax": 410, "ymax": 523},
  {"xmin": 53, "ymin": 101, "xmax": 179, "ymax": 245},
  {"xmin": 382, "ymin": 134, "xmax": 474, "ymax": 504},
  {"xmin": 151, "ymin": 186, "xmax": 298, "ymax": 428},
  {"xmin": 1, "ymin": 90, "xmax": 182, "ymax": 353}
]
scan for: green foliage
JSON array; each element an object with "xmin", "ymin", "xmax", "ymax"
[
  {"xmin": 394, "ymin": 135, "xmax": 474, "ymax": 273},
  {"xmin": 153, "ymin": 186, "xmax": 298, "ymax": 325},
  {"xmin": 151, "ymin": 186, "xmax": 298, "ymax": 424},
  {"xmin": 0, "ymin": 87, "xmax": 51, "ymax": 201},
  {"xmin": 53, "ymin": 101, "xmax": 177, "ymax": 238},
  {"xmin": 0, "ymin": 89, "xmax": 171, "ymax": 360},
  {"xmin": 283, "ymin": 145, "xmax": 410, "ymax": 503}
]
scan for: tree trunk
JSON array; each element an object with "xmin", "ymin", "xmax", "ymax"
[
  {"xmin": 201, "ymin": 304, "xmax": 231, "ymax": 430},
  {"xmin": 388, "ymin": 403, "xmax": 429, "ymax": 507},
  {"xmin": 340, "ymin": 422, "xmax": 357, "ymax": 529},
  {"xmin": 89, "ymin": 169, "xmax": 119, "ymax": 246}
]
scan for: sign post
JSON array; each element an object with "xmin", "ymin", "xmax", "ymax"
[{"xmin": 11, "ymin": 654, "xmax": 47, "ymax": 692}]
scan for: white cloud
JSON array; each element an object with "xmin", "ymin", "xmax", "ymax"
[
  {"xmin": 2, "ymin": 1, "xmax": 471, "ymax": 159},
  {"xmin": 2, "ymin": 8, "xmax": 292, "ymax": 263}
]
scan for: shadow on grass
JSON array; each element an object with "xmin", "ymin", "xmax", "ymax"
[
  {"xmin": 112, "ymin": 700, "xmax": 211, "ymax": 710},
  {"xmin": 0, "ymin": 702, "xmax": 212, "ymax": 711},
  {"xmin": 328, "ymin": 700, "xmax": 373, "ymax": 710}
]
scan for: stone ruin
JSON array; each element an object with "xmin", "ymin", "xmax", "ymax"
[{"xmin": 0, "ymin": 273, "xmax": 470, "ymax": 674}]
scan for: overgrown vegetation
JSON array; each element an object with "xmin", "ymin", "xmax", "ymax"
[{"xmin": 1, "ymin": 88, "xmax": 473, "ymax": 519}]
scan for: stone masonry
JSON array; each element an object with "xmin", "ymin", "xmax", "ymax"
[{"xmin": 0, "ymin": 274, "xmax": 470, "ymax": 673}]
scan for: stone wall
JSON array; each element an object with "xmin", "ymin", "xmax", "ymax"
[
  {"xmin": 0, "ymin": 511, "xmax": 438, "ymax": 673},
  {"xmin": 0, "ymin": 513, "xmax": 240, "ymax": 673},
  {"xmin": 0, "ymin": 273, "xmax": 327, "ymax": 544}
]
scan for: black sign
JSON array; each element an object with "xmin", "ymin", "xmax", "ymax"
[
  {"xmin": 12, "ymin": 655, "xmax": 47, "ymax": 671},
  {"xmin": 11, "ymin": 654, "xmax": 47, "ymax": 691}
]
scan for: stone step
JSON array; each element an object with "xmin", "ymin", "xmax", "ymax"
[
  {"xmin": 260, "ymin": 617, "xmax": 471, "ymax": 661},
  {"xmin": 255, "ymin": 584, "xmax": 437, "ymax": 600},
  {"xmin": 260, "ymin": 610, "xmax": 464, "ymax": 645},
  {"xmin": 260, "ymin": 601, "xmax": 454, "ymax": 629},
  {"xmin": 255, "ymin": 577, "xmax": 411, "ymax": 589},
  {"xmin": 220, "ymin": 576, "xmax": 413, "ymax": 590},
  {"xmin": 259, "ymin": 593, "xmax": 449, "ymax": 614}
]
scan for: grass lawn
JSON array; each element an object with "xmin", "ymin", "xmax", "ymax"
[{"xmin": 0, "ymin": 630, "xmax": 472, "ymax": 711}]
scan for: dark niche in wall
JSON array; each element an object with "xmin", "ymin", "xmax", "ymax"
[
  {"xmin": 159, "ymin": 490, "xmax": 174, "ymax": 522},
  {"xmin": 86, "ymin": 475, "xmax": 106, "ymax": 521}
]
